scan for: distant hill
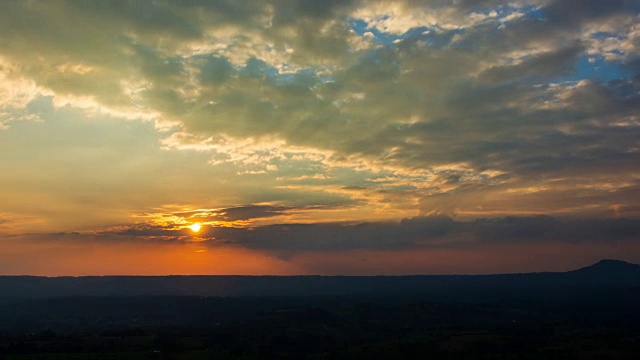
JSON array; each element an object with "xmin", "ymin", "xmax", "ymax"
[
  {"xmin": 0, "ymin": 259, "xmax": 638, "ymax": 300},
  {"xmin": 559, "ymin": 259, "xmax": 640, "ymax": 285},
  {"xmin": 571, "ymin": 258, "xmax": 640, "ymax": 275}
]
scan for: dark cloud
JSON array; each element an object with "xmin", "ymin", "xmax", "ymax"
[
  {"xmin": 479, "ymin": 43, "xmax": 586, "ymax": 84},
  {"xmin": 98, "ymin": 215, "xmax": 640, "ymax": 253},
  {"xmin": 544, "ymin": 0, "xmax": 627, "ymax": 27},
  {"xmin": 216, "ymin": 216, "xmax": 640, "ymax": 251},
  {"xmin": 1, "ymin": 0, "xmax": 639, "ymax": 225},
  {"xmin": 471, "ymin": 215, "xmax": 561, "ymax": 242},
  {"xmin": 197, "ymin": 55, "xmax": 235, "ymax": 84}
]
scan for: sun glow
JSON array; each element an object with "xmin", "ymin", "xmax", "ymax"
[{"xmin": 188, "ymin": 223, "xmax": 202, "ymax": 233}]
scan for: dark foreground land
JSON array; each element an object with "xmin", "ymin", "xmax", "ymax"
[{"xmin": 1, "ymin": 260, "xmax": 640, "ymax": 359}]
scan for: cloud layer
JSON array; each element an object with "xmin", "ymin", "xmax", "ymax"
[
  {"xmin": 95, "ymin": 214, "xmax": 639, "ymax": 253},
  {"xmin": 1, "ymin": 0, "xmax": 639, "ymax": 273}
]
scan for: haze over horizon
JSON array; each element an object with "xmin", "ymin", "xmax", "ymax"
[{"xmin": 1, "ymin": 0, "xmax": 640, "ymax": 276}]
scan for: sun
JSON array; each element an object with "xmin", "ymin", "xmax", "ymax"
[{"xmin": 188, "ymin": 223, "xmax": 202, "ymax": 233}]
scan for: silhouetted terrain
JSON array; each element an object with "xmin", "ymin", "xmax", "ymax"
[
  {"xmin": 2, "ymin": 259, "xmax": 639, "ymax": 299},
  {"xmin": 0, "ymin": 259, "xmax": 639, "ymax": 359}
]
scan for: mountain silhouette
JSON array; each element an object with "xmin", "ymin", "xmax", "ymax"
[
  {"xmin": 564, "ymin": 259, "xmax": 640, "ymax": 285},
  {"xmin": 572, "ymin": 259, "xmax": 640, "ymax": 273},
  {"xmin": 0, "ymin": 259, "xmax": 638, "ymax": 299}
]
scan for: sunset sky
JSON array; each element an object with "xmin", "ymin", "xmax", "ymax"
[{"xmin": 1, "ymin": 0, "xmax": 639, "ymax": 275}]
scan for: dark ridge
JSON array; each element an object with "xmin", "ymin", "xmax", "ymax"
[
  {"xmin": 0, "ymin": 259, "xmax": 638, "ymax": 299},
  {"xmin": 2, "ymin": 260, "xmax": 640, "ymax": 358},
  {"xmin": 571, "ymin": 259, "xmax": 640, "ymax": 273},
  {"xmin": 562, "ymin": 259, "xmax": 640, "ymax": 285}
]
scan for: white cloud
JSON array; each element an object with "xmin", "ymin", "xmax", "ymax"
[
  {"xmin": 0, "ymin": 0, "xmax": 638, "ymax": 224},
  {"xmin": 0, "ymin": 58, "xmax": 50, "ymax": 128}
]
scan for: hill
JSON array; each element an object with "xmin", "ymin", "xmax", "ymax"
[
  {"xmin": 0, "ymin": 259, "xmax": 638, "ymax": 299},
  {"xmin": 1, "ymin": 260, "xmax": 640, "ymax": 359}
]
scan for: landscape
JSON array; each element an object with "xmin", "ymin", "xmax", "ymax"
[
  {"xmin": 1, "ymin": 0, "xmax": 640, "ymax": 358},
  {"xmin": 0, "ymin": 259, "xmax": 639, "ymax": 358}
]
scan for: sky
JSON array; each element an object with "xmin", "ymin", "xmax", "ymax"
[{"xmin": 1, "ymin": 0, "xmax": 640, "ymax": 275}]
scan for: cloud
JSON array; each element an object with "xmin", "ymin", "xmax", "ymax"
[
  {"xmin": 544, "ymin": 0, "xmax": 627, "ymax": 27},
  {"xmin": 81, "ymin": 213, "xmax": 640, "ymax": 254},
  {"xmin": 470, "ymin": 216, "xmax": 640, "ymax": 244},
  {"xmin": 75, "ymin": 214, "xmax": 458, "ymax": 251},
  {"xmin": 172, "ymin": 204, "xmax": 316, "ymax": 223},
  {"xmin": 0, "ymin": 58, "xmax": 50, "ymax": 128},
  {"xmin": 8, "ymin": 211, "xmax": 640, "ymax": 275},
  {"xmin": 130, "ymin": 203, "xmax": 357, "ymax": 232},
  {"xmin": 207, "ymin": 215, "xmax": 640, "ymax": 251},
  {"xmin": 0, "ymin": 0, "xmax": 639, "ymax": 226},
  {"xmin": 176, "ymin": 205, "xmax": 295, "ymax": 222},
  {"xmin": 478, "ymin": 43, "xmax": 586, "ymax": 83},
  {"xmin": 0, "ymin": 212, "xmax": 45, "ymax": 234}
]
